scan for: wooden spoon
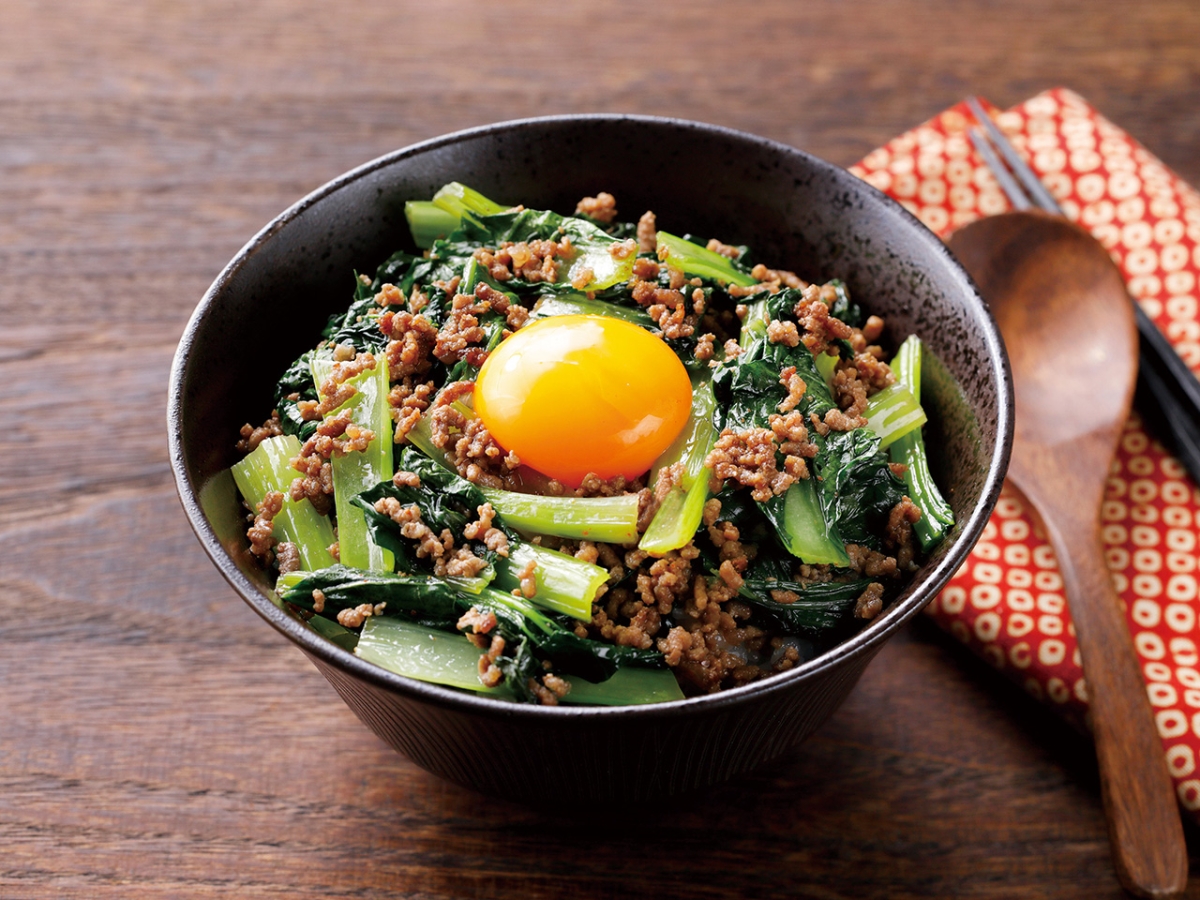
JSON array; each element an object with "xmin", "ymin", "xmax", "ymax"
[{"xmin": 948, "ymin": 211, "xmax": 1187, "ymax": 899}]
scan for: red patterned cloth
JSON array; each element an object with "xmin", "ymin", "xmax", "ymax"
[{"xmin": 850, "ymin": 88, "xmax": 1200, "ymax": 817}]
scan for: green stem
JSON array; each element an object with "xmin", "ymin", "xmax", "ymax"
[
  {"xmin": 231, "ymin": 434, "xmax": 337, "ymax": 570},
  {"xmin": 888, "ymin": 335, "xmax": 954, "ymax": 549},
  {"xmin": 492, "ymin": 543, "xmax": 607, "ymax": 622},
  {"xmin": 406, "ymin": 401, "xmax": 642, "ymax": 544},
  {"xmin": 533, "ymin": 293, "xmax": 654, "ymax": 329},
  {"xmin": 640, "ymin": 379, "xmax": 717, "ymax": 554},
  {"xmin": 356, "ymin": 616, "xmax": 683, "ymax": 705},
  {"xmin": 864, "ymin": 382, "xmax": 927, "ymax": 448},
  {"xmin": 481, "ymin": 488, "xmax": 640, "ymax": 544},
  {"xmin": 765, "ymin": 478, "xmax": 851, "ymax": 566},
  {"xmin": 405, "ymin": 201, "xmax": 460, "ymax": 249},
  {"xmin": 431, "ymin": 182, "xmax": 507, "ymax": 219},
  {"xmin": 656, "ymin": 231, "xmax": 757, "ymax": 287},
  {"xmin": 311, "ymin": 355, "xmax": 395, "ymax": 571}
]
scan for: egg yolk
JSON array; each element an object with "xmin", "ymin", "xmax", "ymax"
[{"xmin": 474, "ymin": 315, "xmax": 693, "ymax": 488}]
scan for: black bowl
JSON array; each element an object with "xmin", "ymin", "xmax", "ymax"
[{"xmin": 169, "ymin": 115, "xmax": 1012, "ymax": 805}]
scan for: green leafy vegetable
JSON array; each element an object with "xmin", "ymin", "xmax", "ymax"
[
  {"xmin": 864, "ymin": 382, "xmax": 927, "ymax": 448},
  {"xmin": 640, "ymin": 378, "xmax": 717, "ymax": 554},
  {"xmin": 738, "ymin": 578, "xmax": 873, "ymax": 636},
  {"xmin": 655, "ymin": 232, "xmax": 757, "ymax": 287},
  {"xmin": 279, "ymin": 566, "xmax": 664, "ymax": 701},
  {"xmin": 356, "ymin": 616, "xmax": 684, "ymax": 705},
  {"xmin": 355, "ymin": 448, "xmax": 607, "ymax": 620},
  {"xmin": 405, "ymin": 201, "xmax": 460, "ymax": 249},
  {"xmin": 231, "ymin": 434, "xmax": 337, "ymax": 571},
  {"xmin": 309, "ymin": 355, "xmax": 394, "ymax": 571},
  {"xmin": 888, "ymin": 335, "xmax": 954, "ymax": 550}
]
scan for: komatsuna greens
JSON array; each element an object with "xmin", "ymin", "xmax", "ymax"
[{"xmin": 232, "ymin": 183, "xmax": 953, "ymax": 705}]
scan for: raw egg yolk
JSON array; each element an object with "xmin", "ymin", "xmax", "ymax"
[{"xmin": 474, "ymin": 315, "xmax": 692, "ymax": 488}]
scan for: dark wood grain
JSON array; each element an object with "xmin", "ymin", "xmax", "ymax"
[{"xmin": 4, "ymin": 1, "xmax": 1200, "ymax": 896}]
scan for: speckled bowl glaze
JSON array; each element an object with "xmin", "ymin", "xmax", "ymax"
[{"xmin": 169, "ymin": 115, "xmax": 1012, "ymax": 805}]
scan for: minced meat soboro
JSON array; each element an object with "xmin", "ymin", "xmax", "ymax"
[{"xmin": 234, "ymin": 185, "xmax": 948, "ymax": 706}]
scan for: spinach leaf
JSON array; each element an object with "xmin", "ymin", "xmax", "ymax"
[
  {"xmin": 737, "ymin": 578, "xmax": 871, "ymax": 636},
  {"xmin": 274, "ymin": 349, "xmax": 319, "ymax": 440},
  {"xmin": 813, "ymin": 427, "xmax": 906, "ymax": 548}
]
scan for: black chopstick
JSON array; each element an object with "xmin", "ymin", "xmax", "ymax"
[{"xmin": 966, "ymin": 96, "xmax": 1200, "ymax": 485}]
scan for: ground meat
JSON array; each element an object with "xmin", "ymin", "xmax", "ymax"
[
  {"xmin": 825, "ymin": 366, "xmax": 870, "ymax": 431},
  {"xmin": 311, "ymin": 588, "xmax": 326, "ymax": 614},
  {"xmin": 886, "ymin": 496, "xmax": 923, "ymax": 571},
  {"xmin": 776, "ymin": 365, "xmax": 807, "ymax": 413},
  {"xmin": 574, "ymin": 472, "xmax": 645, "ymax": 498},
  {"xmin": 298, "ymin": 353, "xmax": 378, "ymax": 421},
  {"xmin": 435, "ymin": 291, "xmax": 490, "ymax": 366},
  {"xmin": 442, "ymin": 546, "xmax": 491, "ymax": 578},
  {"xmin": 855, "ymin": 582, "xmax": 886, "ymax": 620},
  {"xmin": 793, "ymin": 284, "xmax": 854, "ymax": 357},
  {"xmin": 298, "ymin": 409, "xmax": 374, "ymax": 460},
  {"xmin": 528, "ymin": 673, "xmax": 570, "ymax": 706},
  {"xmin": 706, "ymin": 427, "xmax": 794, "ymax": 502},
  {"xmin": 769, "ymin": 410, "xmax": 816, "ymax": 458},
  {"xmin": 512, "ymin": 558, "xmax": 538, "ymax": 599},
  {"xmin": 851, "ymin": 350, "xmax": 895, "ymax": 394},
  {"xmin": 767, "ymin": 319, "xmax": 800, "ymax": 348},
  {"xmin": 770, "ymin": 639, "xmax": 803, "ymax": 672},
  {"xmin": 236, "ymin": 411, "xmax": 283, "ymax": 454},
  {"xmin": 659, "ymin": 626, "xmax": 692, "ymax": 666},
  {"xmin": 636, "ymin": 210, "xmax": 657, "ymax": 253},
  {"xmin": 664, "ymin": 572, "xmax": 767, "ymax": 694},
  {"xmin": 726, "ymin": 282, "xmax": 773, "ymax": 299},
  {"xmin": 471, "ymin": 632, "xmax": 506, "ymax": 687},
  {"xmin": 750, "ymin": 263, "xmax": 807, "ymax": 290},
  {"xmin": 247, "ymin": 491, "xmax": 284, "ymax": 561},
  {"xmin": 632, "ymin": 256, "xmax": 660, "ymax": 280},
  {"xmin": 846, "ymin": 543, "xmax": 900, "ymax": 579},
  {"xmin": 427, "ymin": 387, "xmax": 521, "ymax": 488},
  {"xmin": 861, "ymin": 315, "xmax": 885, "ymax": 344},
  {"xmin": 373, "ymin": 282, "xmax": 404, "ymax": 307},
  {"xmin": 289, "ymin": 448, "xmax": 334, "ymax": 516},
  {"xmin": 337, "ymin": 603, "xmax": 382, "ymax": 629},
  {"xmin": 792, "ymin": 563, "xmax": 834, "ymax": 585},
  {"xmin": 575, "ymin": 192, "xmax": 618, "ymax": 223},
  {"xmin": 542, "ymin": 672, "xmax": 571, "ymax": 699},
  {"xmin": 388, "ymin": 377, "xmax": 436, "ymax": 444},
  {"xmin": 630, "ymin": 270, "xmax": 696, "ymax": 340},
  {"xmin": 610, "ymin": 239, "xmax": 637, "ymax": 261},
  {"xmin": 380, "ymin": 309, "xmax": 438, "ymax": 379},
  {"xmin": 457, "ymin": 606, "xmax": 498, "ymax": 637},
  {"xmin": 474, "ymin": 239, "xmax": 571, "ymax": 285},
  {"xmin": 693, "ymin": 332, "xmax": 716, "ymax": 361},
  {"xmin": 275, "ymin": 541, "xmax": 301, "ymax": 574},
  {"xmin": 705, "ymin": 238, "xmax": 741, "ymax": 259},
  {"xmin": 718, "ymin": 559, "xmax": 744, "ymax": 590},
  {"xmin": 393, "ymin": 470, "xmax": 421, "ymax": 488},
  {"xmin": 464, "ymin": 502, "xmax": 511, "ymax": 558},
  {"xmin": 373, "ymin": 497, "xmax": 450, "ymax": 561},
  {"xmin": 635, "ymin": 549, "xmax": 696, "ymax": 612}
]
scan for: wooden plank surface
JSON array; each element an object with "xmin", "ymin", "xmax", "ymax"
[{"xmin": 3, "ymin": 1, "xmax": 1200, "ymax": 896}]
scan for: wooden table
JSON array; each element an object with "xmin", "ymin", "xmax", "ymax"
[{"xmin": 4, "ymin": 2, "xmax": 1200, "ymax": 896}]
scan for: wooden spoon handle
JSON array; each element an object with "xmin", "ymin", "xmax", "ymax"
[{"xmin": 1051, "ymin": 522, "xmax": 1188, "ymax": 898}]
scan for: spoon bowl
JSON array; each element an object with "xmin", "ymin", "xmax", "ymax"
[{"xmin": 949, "ymin": 210, "xmax": 1187, "ymax": 899}]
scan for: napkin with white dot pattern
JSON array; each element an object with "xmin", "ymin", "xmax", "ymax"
[{"xmin": 851, "ymin": 88, "xmax": 1200, "ymax": 817}]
